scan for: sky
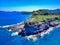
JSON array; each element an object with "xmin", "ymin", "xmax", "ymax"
[{"xmin": 0, "ymin": 0, "xmax": 60, "ymax": 11}]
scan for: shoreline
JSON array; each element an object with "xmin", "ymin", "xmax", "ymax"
[
  {"xmin": 27, "ymin": 24, "xmax": 60, "ymax": 40},
  {"xmin": 0, "ymin": 21, "xmax": 25, "ymax": 28},
  {"xmin": 0, "ymin": 17, "xmax": 60, "ymax": 40},
  {"xmin": 0, "ymin": 14, "xmax": 32, "ymax": 28}
]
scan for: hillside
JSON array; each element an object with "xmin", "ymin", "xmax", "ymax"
[{"xmin": 26, "ymin": 9, "xmax": 60, "ymax": 24}]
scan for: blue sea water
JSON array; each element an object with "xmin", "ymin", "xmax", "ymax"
[{"xmin": 0, "ymin": 13, "xmax": 60, "ymax": 45}]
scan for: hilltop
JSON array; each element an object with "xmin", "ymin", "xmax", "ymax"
[{"xmin": 26, "ymin": 9, "xmax": 60, "ymax": 23}]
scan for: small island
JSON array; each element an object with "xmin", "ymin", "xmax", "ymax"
[{"xmin": 7, "ymin": 9, "xmax": 60, "ymax": 40}]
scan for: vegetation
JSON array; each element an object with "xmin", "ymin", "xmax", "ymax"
[{"xmin": 26, "ymin": 9, "xmax": 60, "ymax": 24}]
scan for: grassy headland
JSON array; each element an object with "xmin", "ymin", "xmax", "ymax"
[{"xmin": 26, "ymin": 9, "xmax": 60, "ymax": 24}]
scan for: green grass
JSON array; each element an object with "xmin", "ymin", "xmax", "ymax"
[{"xmin": 26, "ymin": 15, "xmax": 60, "ymax": 24}]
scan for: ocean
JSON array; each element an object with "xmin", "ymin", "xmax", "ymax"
[{"xmin": 0, "ymin": 12, "xmax": 60, "ymax": 45}]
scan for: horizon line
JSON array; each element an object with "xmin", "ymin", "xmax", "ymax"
[
  {"xmin": 0, "ymin": 6, "xmax": 60, "ymax": 12},
  {"xmin": 0, "ymin": 8, "xmax": 60, "ymax": 12}
]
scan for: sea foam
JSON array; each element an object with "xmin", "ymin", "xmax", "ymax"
[
  {"xmin": 0, "ymin": 21, "xmax": 24, "ymax": 28},
  {"xmin": 11, "ymin": 32, "xmax": 19, "ymax": 36}
]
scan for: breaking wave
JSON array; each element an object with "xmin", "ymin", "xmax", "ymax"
[
  {"xmin": 0, "ymin": 21, "xmax": 60, "ymax": 41},
  {"xmin": 25, "ymin": 25, "xmax": 60, "ymax": 40},
  {"xmin": 11, "ymin": 32, "xmax": 19, "ymax": 36},
  {"xmin": 41, "ymin": 25, "xmax": 60, "ymax": 37},
  {"xmin": 0, "ymin": 21, "xmax": 24, "ymax": 28}
]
